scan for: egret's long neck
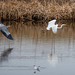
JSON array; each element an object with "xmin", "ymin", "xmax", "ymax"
[
  {"xmin": 61, "ymin": 24, "xmax": 64, "ymax": 27},
  {"xmin": 57, "ymin": 24, "xmax": 64, "ymax": 29}
]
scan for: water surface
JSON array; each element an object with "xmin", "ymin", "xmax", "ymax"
[{"xmin": 0, "ymin": 21, "xmax": 75, "ymax": 75}]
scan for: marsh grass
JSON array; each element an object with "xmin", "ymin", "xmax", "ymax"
[{"xmin": 0, "ymin": 0, "xmax": 75, "ymax": 21}]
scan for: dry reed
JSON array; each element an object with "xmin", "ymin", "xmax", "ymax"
[{"xmin": 0, "ymin": 0, "xmax": 75, "ymax": 21}]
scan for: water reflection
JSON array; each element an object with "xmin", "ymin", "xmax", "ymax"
[
  {"xmin": 48, "ymin": 54, "xmax": 58, "ymax": 66},
  {"xmin": 0, "ymin": 21, "xmax": 75, "ymax": 75},
  {"xmin": 47, "ymin": 34, "xmax": 58, "ymax": 66},
  {"xmin": 0, "ymin": 48, "xmax": 13, "ymax": 63}
]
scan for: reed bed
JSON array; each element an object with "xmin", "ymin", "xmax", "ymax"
[{"xmin": 0, "ymin": 0, "xmax": 75, "ymax": 21}]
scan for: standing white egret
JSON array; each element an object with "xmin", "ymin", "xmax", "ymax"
[
  {"xmin": 46, "ymin": 19, "xmax": 65, "ymax": 33},
  {"xmin": 0, "ymin": 22, "xmax": 14, "ymax": 40}
]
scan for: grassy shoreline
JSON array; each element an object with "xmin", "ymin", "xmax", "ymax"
[{"xmin": 0, "ymin": 0, "xmax": 75, "ymax": 21}]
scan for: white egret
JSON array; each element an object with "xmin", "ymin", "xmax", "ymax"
[{"xmin": 46, "ymin": 19, "xmax": 65, "ymax": 34}]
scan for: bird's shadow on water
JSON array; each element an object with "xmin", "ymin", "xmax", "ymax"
[{"xmin": 0, "ymin": 48, "xmax": 13, "ymax": 63}]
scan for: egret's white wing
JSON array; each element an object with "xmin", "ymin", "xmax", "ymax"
[
  {"xmin": 46, "ymin": 19, "xmax": 56, "ymax": 30},
  {"xmin": 48, "ymin": 19, "xmax": 56, "ymax": 26},
  {"xmin": 52, "ymin": 25, "xmax": 58, "ymax": 34}
]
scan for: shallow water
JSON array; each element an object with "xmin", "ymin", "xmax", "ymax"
[{"xmin": 0, "ymin": 21, "xmax": 75, "ymax": 75}]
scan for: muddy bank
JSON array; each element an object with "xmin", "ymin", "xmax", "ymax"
[{"xmin": 0, "ymin": 0, "xmax": 75, "ymax": 21}]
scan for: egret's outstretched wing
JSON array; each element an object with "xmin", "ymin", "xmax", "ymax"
[
  {"xmin": 1, "ymin": 26, "xmax": 13, "ymax": 40},
  {"xmin": 46, "ymin": 19, "xmax": 56, "ymax": 30},
  {"xmin": 48, "ymin": 19, "xmax": 56, "ymax": 26},
  {"xmin": 52, "ymin": 25, "xmax": 58, "ymax": 34}
]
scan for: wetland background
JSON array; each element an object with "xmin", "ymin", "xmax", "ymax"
[
  {"xmin": 0, "ymin": 0, "xmax": 75, "ymax": 21},
  {"xmin": 0, "ymin": 0, "xmax": 75, "ymax": 75}
]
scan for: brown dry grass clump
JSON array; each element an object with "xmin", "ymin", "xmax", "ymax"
[{"xmin": 0, "ymin": 0, "xmax": 75, "ymax": 21}]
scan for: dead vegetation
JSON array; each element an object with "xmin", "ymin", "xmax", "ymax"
[{"xmin": 0, "ymin": 0, "xmax": 75, "ymax": 21}]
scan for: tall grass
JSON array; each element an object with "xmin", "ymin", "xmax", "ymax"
[{"xmin": 0, "ymin": 0, "xmax": 75, "ymax": 21}]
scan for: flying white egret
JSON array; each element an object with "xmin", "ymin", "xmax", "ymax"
[
  {"xmin": 46, "ymin": 19, "xmax": 65, "ymax": 34},
  {"xmin": 0, "ymin": 22, "xmax": 14, "ymax": 40}
]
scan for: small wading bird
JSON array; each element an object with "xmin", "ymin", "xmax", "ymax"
[
  {"xmin": 33, "ymin": 65, "xmax": 40, "ymax": 73},
  {"xmin": 0, "ymin": 22, "xmax": 14, "ymax": 40},
  {"xmin": 46, "ymin": 19, "xmax": 65, "ymax": 34}
]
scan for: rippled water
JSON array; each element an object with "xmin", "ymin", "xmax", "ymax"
[{"xmin": 0, "ymin": 21, "xmax": 75, "ymax": 75}]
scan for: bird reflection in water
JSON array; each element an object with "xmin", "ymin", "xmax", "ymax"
[
  {"xmin": 48, "ymin": 33, "xmax": 58, "ymax": 66},
  {"xmin": 0, "ymin": 48, "xmax": 13, "ymax": 62},
  {"xmin": 48, "ymin": 54, "xmax": 58, "ymax": 66}
]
